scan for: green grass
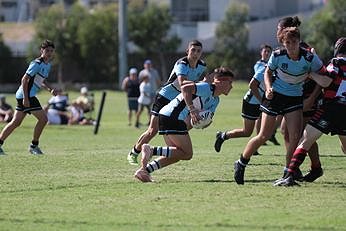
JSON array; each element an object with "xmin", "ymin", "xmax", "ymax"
[{"xmin": 1, "ymin": 82, "xmax": 346, "ymax": 231}]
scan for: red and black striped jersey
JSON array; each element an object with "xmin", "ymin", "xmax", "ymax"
[{"xmin": 324, "ymin": 57, "xmax": 346, "ymax": 100}]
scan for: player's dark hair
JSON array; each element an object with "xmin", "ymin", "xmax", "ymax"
[
  {"xmin": 260, "ymin": 44, "xmax": 272, "ymax": 51},
  {"xmin": 278, "ymin": 16, "xmax": 301, "ymax": 29},
  {"xmin": 277, "ymin": 16, "xmax": 301, "ymax": 43},
  {"xmin": 213, "ymin": 67, "xmax": 234, "ymax": 78},
  {"xmin": 334, "ymin": 37, "xmax": 346, "ymax": 57},
  {"xmin": 41, "ymin": 39, "xmax": 55, "ymax": 49},
  {"xmin": 188, "ymin": 40, "xmax": 203, "ymax": 48},
  {"xmin": 277, "ymin": 27, "xmax": 300, "ymax": 44}
]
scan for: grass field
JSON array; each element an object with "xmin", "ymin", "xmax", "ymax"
[{"xmin": 1, "ymin": 81, "xmax": 346, "ymax": 231}]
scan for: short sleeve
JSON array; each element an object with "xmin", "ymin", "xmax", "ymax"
[
  {"xmin": 195, "ymin": 82, "xmax": 213, "ymax": 97},
  {"xmin": 310, "ymin": 53, "xmax": 323, "ymax": 73},
  {"xmin": 26, "ymin": 61, "xmax": 40, "ymax": 77},
  {"xmin": 175, "ymin": 63, "xmax": 189, "ymax": 77},
  {"xmin": 267, "ymin": 53, "xmax": 278, "ymax": 71}
]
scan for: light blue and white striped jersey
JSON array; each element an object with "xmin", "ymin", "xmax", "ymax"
[
  {"xmin": 16, "ymin": 57, "xmax": 52, "ymax": 99},
  {"xmin": 268, "ymin": 47, "xmax": 323, "ymax": 96},
  {"xmin": 243, "ymin": 60, "xmax": 266, "ymax": 104},
  {"xmin": 158, "ymin": 56, "xmax": 206, "ymax": 100},
  {"xmin": 159, "ymin": 82, "xmax": 219, "ymax": 121}
]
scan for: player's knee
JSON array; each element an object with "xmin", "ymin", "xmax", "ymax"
[
  {"xmin": 182, "ymin": 151, "xmax": 193, "ymax": 160},
  {"xmin": 39, "ymin": 116, "xmax": 48, "ymax": 125},
  {"xmin": 185, "ymin": 154, "xmax": 193, "ymax": 160},
  {"xmin": 243, "ymin": 130, "xmax": 252, "ymax": 137},
  {"xmin": 257, "ymin": 134, "xmax": 268, "ymax": 144}
]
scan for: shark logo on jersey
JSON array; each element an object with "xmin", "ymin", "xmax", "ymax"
[
  {"xmin": 281, "ymin": 63, "xmax": 288, "ymax": 70},
  {"xmin": 317, "ymin": 119, "xmax": 329, "ymax": 128}
]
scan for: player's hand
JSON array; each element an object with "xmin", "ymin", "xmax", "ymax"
[
  {"xmin": 190, "ymin": 109, "xmax": 201, "ymax": 125},
  {"xmin": 50, "ymin": 88, "xmax": 57, "ymax": 96},
  {"xmin": 303, "ymin": 97, "xmax": 314, "ymax": 112},
  {"xmin": 23, "ymin": 98, "xmax": 30, "ymax": 107},
  {"xmin": 265, "ymin": 87, "xmax": 273, "ymax": 100}
]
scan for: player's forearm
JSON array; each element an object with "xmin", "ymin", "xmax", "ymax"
[
  {"xmin": 310, "ymin": 72, "xmax": 332, "ymax": 88},
  {"xmin": 249, "ymin": 78, "xmax": 262, "ymax": 102},
  {"xmin": 21, "ymin": 75, "xmax": 30, "ymax": 99},
  {"xmin": 264, "ymin": 68, "xmax": 273, "ymax": 91},
  {"xmin": 181, "ymin": 83, "xmax": 196, "ymax": 110}
]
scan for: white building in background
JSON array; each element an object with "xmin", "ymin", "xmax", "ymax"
[
  {"xmin": 169, "ymin": 0, "xmax": 325, "ymax": 51},
  {"xmin": 0, "ymin": 0, "xmax": 326, "ymax": 54}
]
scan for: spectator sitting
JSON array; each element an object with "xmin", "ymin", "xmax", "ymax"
[
  {"xmin": 68, "ymin": 100, "xmax": 95, "ymax": 125},
  {"xmin": 0, "ymin": 94, "xmax": 14, "ymax": 123},
  {"xmin": 75, "ymin": 86, "xmax": 95, "ymax": 115},
  {"xmin": 46, "ymin": 108, "xmax": 69, "ymax": 125},
  {"xmin": 45, "ymin": 89, "xmax": 69, "ymax": 125},
  {"xmin": 46, "ymin": 89, "xmax": 69, "ymax": 111}
]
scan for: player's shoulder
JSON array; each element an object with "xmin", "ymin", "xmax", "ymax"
[
  {"xmin": 299, "ymin": 47, "xmax": 314, "ymax": 62},
  {"xmin": 197, "ymin": 59, "xmax": 206, "ymax": 67},
  {"xmin": 32, "ymin": 57, "xmax": 44, "ymax": 65},
  {"xmin": 272, "ymin": 47, "xmax": 287, "ymax": 57},
  {"xmin": 330, "ymin": 56, "xmax": 346, "ymax": 66},
  {"xmin": 176, "ymin": 57, "xmax": 189, "ymax": 66},
  {"xmin": 327, "ymin": 57, "xmax": 346, "ymax": 73}
]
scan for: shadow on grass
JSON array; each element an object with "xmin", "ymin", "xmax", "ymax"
[
  {"xmin": 198, "ymin": 178, "xmax": 346, "ymax": 187},
  {"xmin": 0, "ymin": 217, "xmax": 334, "ymax": 230},
  {"xmin": 321, "ymin": 181, "xmax": 346, "ymax": 188},
  {"xmin": 0, "ymin": 181, "xmax": 134, "ymax": 194},
  {"xmin": 319, "ymin": 154, "xmax": 346, "ymax": 158},
  {"xmin": 272, "ymin": 153, "xmax": 345, "ymax": 158},
  {"xmin": 196, "ymin": 178, "xmax": 277, "ymax": 184},
  {"xmin": 249, "ymin": 162, "xmax": 282, "ymax": 166}
]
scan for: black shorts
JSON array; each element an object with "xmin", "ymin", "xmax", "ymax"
[
  {"xmin": 128, "ymin": 98, "xmax": 138, "ymax": 111},
  {"xmin": 303, "ymin": 98, "xmax": 323, "ymax": 118},
  {"xmin": 16, "ymin": 97, "xmax": 42, "ymax": 113},
  {"xmin": 158, "ymin": 115, "xmax": 188, "ymax": 135},
  {"xmin": 241, "ymin": 100, "xmax": 261, "ymax": 120},
  {"xmin": 260, "ymin": 92, "xmax": 303, "ymax": 116},
  {"xmin": 308, "ymin": 101, "xmax": 346, "ymax": 136},
  {"xmin": 151, "ymin": 94, "xmax": 170, "ymax": 116}
]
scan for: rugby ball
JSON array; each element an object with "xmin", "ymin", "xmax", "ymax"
[{"xmin": 191, "ymin": 110, "xmax": 213, "ymax": 129}]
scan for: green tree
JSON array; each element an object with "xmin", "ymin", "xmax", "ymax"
[
  {"xmin": 303, "ymin": 0, "xmax": 346, "ymax": 61},
  {"xmin": 63, "ymin": 4, "xmax": 88, "ymax": 63},
  {"xmin": 29, "ymin": 3, "xmax": 66, "ymax": 85},
  {"xmin": 207, "ymin": 2, "xmax": 250, "ymax": 77},
  {"xmin": 31, "ymin": 2, "xmax": 118, "ymax": 84},
  {"xmin": 77, "ymin": 5, "xmax": 118, "ymax": 83},
  {"xmin": 128, "ymin": 3, "xmax": 180, "ymax": 80}
]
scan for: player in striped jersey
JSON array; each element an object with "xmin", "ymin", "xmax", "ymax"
[
  {"xmin": 214, "ymin": 44, "xmax": 281, "ymax": 155},
  {"xmin": 275, "ymin": 37, "xmax": 345, "ymax": 186},
  {"xmin": 0, "ymin": 40, "xmax": 57, "ymax": 155},
  {"xmin": 276, "ymin": 16, "xmax": 325, "ymax": 180},
  {"xmin": 234, "ymin": 27, "xmax": 332, "ymax": 185},
  {"xmin": 127, "ymin": 40, "xmax": 207, "ymax": 165},
  {"xmin": 134, "ymin": 67, "xmax": 234, "ymax": 182}
]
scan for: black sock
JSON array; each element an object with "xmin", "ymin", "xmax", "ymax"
[
  {"xmin": 31, "ymin": 140, "xmax": 39, "ymax": 148},
  {"xmin": 0, "ymin": 139, "xmax": 3, "ymax": 145},
  {"xmin": 239, "ymin": 154, "xmax": 250, "ymax": 166},
  {"xmin": 133, "ymin": 146, "xmax": 141, "ymax": 154}
]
